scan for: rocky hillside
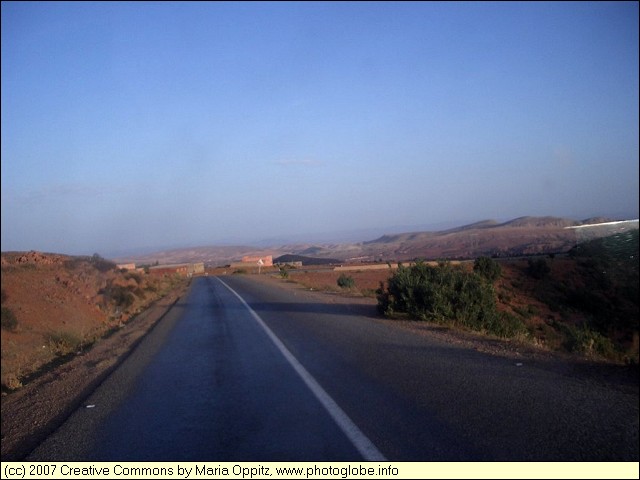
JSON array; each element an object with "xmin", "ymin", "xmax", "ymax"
[{"xmin": 1, "ymin": 252, "xmax": 186, "ymax": 391}]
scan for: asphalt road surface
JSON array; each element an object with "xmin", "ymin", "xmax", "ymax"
[{"xmin": 28, "ymin": 275, "xmax": 639, "ymax": 461}]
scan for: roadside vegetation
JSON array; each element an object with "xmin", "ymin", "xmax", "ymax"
[
  {"xmin": 376, "ymin": 259, "xmax": 527, "ymax": 339},
  {"xmin": 1, "ymin": 289, "xmax": 19, "ymax": 332},
  {"xmin": 1, "ymin": 253, "xmax": 188, "ymax": 392},
  {"xmin": 337, "ymin": 274, "xmax": 356, "ymax": 289},
  {"xmin": 376, "ymin": 230, "xmax": 639, "ymax": 363}
]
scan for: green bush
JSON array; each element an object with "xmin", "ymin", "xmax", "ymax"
[
  {"xmin": 552, "ymin": 321, "xmax": 616, "ymax": 357},
  {"xmin": 473, "ymin": 256, "xmax": 502, "ymax": 282},
  {"xmin": 377, "ymin": 261, "xmax": 526, "ymax": 338},
  {"xmin": 337, "ymin": 274, "xmax": 355, "ymax": 289},
  {"xmin": 484, "ymin": 311, "xmax": 528, "ymax": 338}
]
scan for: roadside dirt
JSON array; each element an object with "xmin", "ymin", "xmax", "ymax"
[
  {"xmin": 2, "ymin": 271, "xmax": 637, "ymax": 461},
  {"xmin": 0, "ymin": 283, "xmax": 189, "ymax": 461},
  {"xmin": 254, "ymin": 272, "xmax": 639, "ymax": 392}
]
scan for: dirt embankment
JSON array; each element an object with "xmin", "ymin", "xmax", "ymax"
[
  {"xmin": 1, "ymin": 281, "xmax": 189, "ymax": 461},
  {"xmin": 1, "ymin": 252, "xmax": 185, "ymax": 390}
]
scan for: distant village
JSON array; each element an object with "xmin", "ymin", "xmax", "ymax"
[{"xmin": 116, "ymin": 255, "xmax": 280, "ymax": 277}]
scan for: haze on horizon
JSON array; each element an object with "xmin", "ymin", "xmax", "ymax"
[{"xmin": 2, "ymin": 2, "xmax": 638, "ymax": 258}]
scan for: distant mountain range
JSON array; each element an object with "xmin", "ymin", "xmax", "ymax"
[{"xmin": 111, "ymin": 216, "xmax": 638, "ymax": 267}]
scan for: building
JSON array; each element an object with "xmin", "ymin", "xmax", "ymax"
[
  {"xmin": 241, "ymin": 255, "xmax": 273, "ymax": 266},
  {"xmin": 116, "ymin": 263, "xmax": 136, "ymax": 271},
  {"xmin": 148, "ymin": 262, "xmax": 205, "ymax": 277},
  {"xmin": 229, "ymin": 255, "xmax": 273, "ymax": 269}
]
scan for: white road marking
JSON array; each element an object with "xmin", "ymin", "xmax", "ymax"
[{"xmin": 216, "ymin": 277, "xmax": 388, "ymax": 462}]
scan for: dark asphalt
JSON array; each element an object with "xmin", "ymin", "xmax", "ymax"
[{"xmin": 28, "ymin": 275, "xmax": 639, "ymax": 461}]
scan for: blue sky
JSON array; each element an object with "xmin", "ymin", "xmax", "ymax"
[{"xmin": 2, "ymin": 1, "xmax": 638, "ymax": 257}]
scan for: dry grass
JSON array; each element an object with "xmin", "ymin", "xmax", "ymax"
[{"xmin": 1, "ymin": 253, "xmax": 188, "ymax": 392}]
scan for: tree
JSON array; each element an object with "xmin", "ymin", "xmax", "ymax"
[{"xmin": 90, "ymin": 253, "xmax": 116, "ymax": 273}]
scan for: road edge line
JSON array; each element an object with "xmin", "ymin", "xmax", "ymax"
[{"xmin": 216, "ymin": 276, "xmax": 388, "ymax": 462}]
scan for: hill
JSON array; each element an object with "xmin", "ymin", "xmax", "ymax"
[
  {"xmin": 0, "ymin": 223, "xmax": 636, "ymax": 460},
  {"xmin": 1, "ymin": 252, "xmax": 186, "ymax": 392},
  {"xmin": 5, "ymin": 216, "xmax": 633, "ymax": 391},
  {"xmin": 113, "ymin": 216, "xmax": 633, "ymax": 267},
  {"xmin": 282, "ymin": 230, "xmax": 639, "ymax": 364}
]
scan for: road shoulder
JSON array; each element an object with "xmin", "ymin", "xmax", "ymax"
[
  {"xmin": 0, "ymin": 282, "xmax": 190, "ymax": 461},
  {"xmin": 245, "ymin": 273, "xmax": 639, "ymax": 394}
]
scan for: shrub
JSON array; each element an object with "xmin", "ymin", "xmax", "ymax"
[
  {"xmin": 100, "ymin": 284, "xmax": 135, "ymax": 309},
  {"xmin": 1, "ymin": 306, "xmax": 18, "ymax": 332},
  {"xmin": 488, "ymin": 311, "xmax": 528, "ymax": 338},
  {"xmin": 279, "ymin": 267, "xmax": 289, "ymax": 279},
  {"xmin": 527, "ymin": 258, "xmax": 550, "ymax": 279},
  {"xmin": 124, "ymin": 271, "xmax": 143, "ymax": 284},
  {"xmin": 377, "ymin": 261, "xmax": 525, "ymax": 338},
  {"xmin": 552, "ymin": 321, "xmax": 616, "ymax": 358},
  {"xmin": 473, "ymin": 256, "xmax": 502, "ymax": 282},
  {"xmin": 111, "ymin": 286, "xmax": 135, "ymax": 309},
  {"xmin": 45, "ymin": 331, "xmax": 83, "ymax": 356},
  {"xmin": 337, "ymin": 274, "xmax": 355, "ymax": 289},
  {"xmin": 3, "ymin": 373, "xmax": 23, "ymax": 391},
  {"xmin": 90, "ymin": 253, "xmax": 116, "ymax": 273}
]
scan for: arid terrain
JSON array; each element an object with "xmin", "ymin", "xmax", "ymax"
[
  {"xmin": 1, "ymin": 252, "xmax": 190, "ymax": 459},
  {"xmin": 113, "ymin": 216, "xmax": 631, "ymax": 267},
  {"xmin": 276, "ymin": 254, "xmax": 638, "ymax": 359},
  {"xmin": 1, "ymin": 215, "xmax": 638, "ymax": 460},
  {"xmin": 1, "ymin": 252, "xmax": 188, "ymax": 392}
]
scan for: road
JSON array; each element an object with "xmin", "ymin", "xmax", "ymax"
[{"xmin": 28, "ymin": 275, "xmax": 638, "ymax": 461}]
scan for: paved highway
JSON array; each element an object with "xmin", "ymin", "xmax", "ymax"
[{"xmin": 29, "ymin": 275, "xmax": 638, "ymax": 461}]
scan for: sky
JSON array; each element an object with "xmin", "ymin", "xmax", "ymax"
[{"xmin": 2, "ymin": 1, "xmax": 638, "ymax": 257}]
